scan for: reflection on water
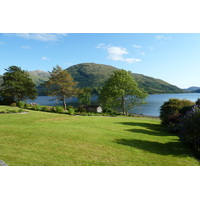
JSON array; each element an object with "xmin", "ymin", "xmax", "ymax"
[{"xmin": 27, "ymin": 93, "xmax": 200, "ymax": 117}]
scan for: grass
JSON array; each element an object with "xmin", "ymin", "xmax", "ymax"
[{"xmin": 0, "ymin": 105, "xmax": 199, "ymax": 166}]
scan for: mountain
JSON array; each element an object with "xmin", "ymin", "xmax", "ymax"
[
  {"xmin": 0, "ymin": 63, "xmax": 184, "ymax": 94},
  {"xmin": 184, "ymin": 86, "xmax": 200, "ymax": 92},
  {"xmin": 66, "ymin": 63, "xmax": 184, "ymax": 94},
  {"xmin": 194, "ymin": 89, "xmax": 200, "ymax": 93},
  {"xmin": 28, "ymin": 70, "xmax": 50, "ymax": 85}
]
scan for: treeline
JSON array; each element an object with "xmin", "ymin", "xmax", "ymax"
[{"xmin": 0, "ymin": 65, "xmax": 148, "ymax": 115}]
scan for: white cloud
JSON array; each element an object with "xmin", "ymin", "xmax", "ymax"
[
  {"xmin": 97, "ymin": 44, "xmax": 141, "ymax": 64},
  {"xmin": 155, "ymin": 35, "xmax": 172, "ymax": 40},
  {"xmin": 42, "ymin": 56, "xmax": 49, "ymax": 60},
  {"xmin": 96, "ymin": 43, "xmax": 106, "ymax": 49},
  {"xmin": 132, "ymin": 44, "xmax": 142, "ymax": 48},
  {"xmin": 21, "ymin": 46, "xmax": 32, "ymax": 49},
  {"xmin": 6, "ymin": 33, "xmax": 67, "ymax": 42}
]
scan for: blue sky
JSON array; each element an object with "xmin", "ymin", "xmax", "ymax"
[{"xmin": 0, "ymin": 33, "xmax": 200, "ymax": 88}]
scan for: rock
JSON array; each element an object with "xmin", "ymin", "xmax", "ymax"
[{"xmin": 0, "ymin": 160, "xmax": 8, "ymax": 166}]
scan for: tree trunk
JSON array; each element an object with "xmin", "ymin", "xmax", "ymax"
[
  {"xmin": 63, "ymin": 96, "xmax": 67, "ymax": 110},
  {"xmin": 122, "ymin": 96, "xmax": 125, "ymax": 115}
]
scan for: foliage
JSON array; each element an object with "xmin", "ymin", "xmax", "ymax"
[
  {"xmin": 34, "ymin": 104, "xmax": 41, "ymax": 111},
  {"xmin": 18, "ymin": 101, "xmax": 25, "ymax": 108},
  {"xmin": 45, "ymin": 65, "xmax": 80, "ymax": 110},
  {"xmin": 68, "ymin": 108, "xmax": 75, "ymax": 115},
  {"xmin": 0, "ymin": 96, "xmax": 15, "ymax": 105},
  {"xmin": 55, "ymin": 106, "xmax": 64, "ymax": 113},
  {"xmin": 23, "ymin": 103, "xmax": 30, "ymax": 109},
  {"xmin": 0, "ymin": 108, "xmax": 25, "ymax": 113},
  {"xmin": 195, "ymin": 98, "xmax": 200, "ymax": 107},
  {"xmin": 10, "ymin": 103, "xmax": 16, "ymax": 107},
  {"xmin": 179, "ymin": 106, "xmax": 200, "ymax": 158},
  {"xmin": 77, "ymin": 87, "xmax": 92, "ymax": 105},
  {"xmin": 0, "ymin": 66, "xmax": 37, "ymax": 103},
  {"xmin": 77, "ymin": 106, "xmax": 86, "ymax": 113},
  {"xmin": 50, "ymin": 106, "xmax": 56, "ymax": 112},
  {"xmin": 99, "ymin": 69, "xmax": 148, "ymax": 115},
  {"xmin": 160, "ymin": 98, "xmax": 194, "ymax": 128}
]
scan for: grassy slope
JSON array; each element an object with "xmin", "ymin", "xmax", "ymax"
[{"xmin": 0, "ymin": 106, "xmax": 199, "ymax": 166}]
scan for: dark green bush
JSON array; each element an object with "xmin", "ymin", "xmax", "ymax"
[
  {"xmin": 77, "ymin": 106, "xmax": 86, "ymax": 113},
  {"xmin": 160, "ymin": 98, "xmax": 194, "ymax": 128},
  {"xmin": 23, "ymin": 103, "xmax": 29, "ymax": 109},
  {"xmin": 18, "ymin": 101, "xmax": 25, "ymax": 108},
  {"xmin": 50, "ymin": 106, "xmax": 56, "ymax": 112},
  {"xmin": 56, "ymin": 106, "xmax": 64, "ymax": 113},
  {"xmin": 195, "ymin": 98, "xmax": 200, "ymax": 107},
  {"xmin": 34, "ymin": 104, "xmax": 41, "ymax": 111},
  {"xmin": 10, "ymin": 103, "xmax": 17, "ymax": 107},
  {"xmin": 179, "ymin": 106, "xmax": 200, "ymax": 158},
  {"xmin": 68, "ymin": 108, "xmax": 75, "ymax": 115}
]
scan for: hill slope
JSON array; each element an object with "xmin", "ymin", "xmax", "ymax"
[
  {"xmin": 66, "ymin": 63, "xmax": 183, "ymax": 94},
  {"xmin": 0, "ymin": 63, "xmax": 184, "ymax": 94}
]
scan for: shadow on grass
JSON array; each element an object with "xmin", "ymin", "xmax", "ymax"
[
  {"xmin": 117, "ymin": 121, "xmax": 175, "ymax": 137},
  {"xmin": 116, "ymin": 138, "xmax": 191, "ymax": 157},
  {"xmin": 115, "ymin": 121, "xmax": 192, "ymax": 157}
]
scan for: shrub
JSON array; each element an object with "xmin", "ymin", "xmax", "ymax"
[
  {"xmin": 160, "ymin": 98, "xmax": 194, "ymax": 129},
  {"xmin": 50, "ymin": 106, "xmax": 56, "ymax": 112},
  {"xmin": 195, "ymin": 98, "xmax": 200, "ymax": 107},
  {"xmin": 68, "ymin": 108, "xmax": 75, "ymax": 115},
  {"xmin": 34, "ymin": 104, "xmax": 41, "ymax": 111},
  {"xmin": 77, "ymin": 106, "xmax": 86, "ymax": 113},
  {"xmin": 10, "ymin": 103, "xmax": 17, "ymax": 107},
  {"xmin": 179, "ymin": 105, "xmax": 200, "ymax": 158},
  {"xmin": 23, "ymin": 103, "xmax": 29, "ymax": 109},
  {"xmin": 41, "ymin": 106, "xmax": 51, "ymax": 112},
  {"xmin": 55, "ymin": 106, "xmax": 64, "ymax": 113},
  {"xmin": 18, "ymin": 108, "xmax": 24, "ymax": 113},
  {"xmin": 18, "ymin": 101, "xmax": 25, "ymax": 108}
]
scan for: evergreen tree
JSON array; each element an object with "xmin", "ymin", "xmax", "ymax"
[
  {"xmin": 45, "ymin": 65, "xmax": 80, "ymax": 110},
  {"xmin": 0, "ymin": 66, "xmax": 37, "ymax": 104}
]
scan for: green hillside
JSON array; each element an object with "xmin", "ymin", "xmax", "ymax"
[
  {"xmin": 28, "ymin": 70, "xmax": 50, "ymax": 85},
  {"xmin": 66, "ymin": 63, "xmax": 183, "ymax": 94},
  {"xmin": 0, "ymin": 63, "xmax": 184, "ymax": 94}
]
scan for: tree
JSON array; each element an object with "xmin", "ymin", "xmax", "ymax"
[
  {"xmin": 0, "ymin": 66, "xmax": 37, "ymax": 104},
  {"xmin": 45, "ymin": 65, "xmax": 80, "ymax": 110},
  {"xmin": 77, "ymin": 87, "xmax": 92, "ymax": 105},
  {"xmin": 99, "ymin": 69, "xmax": 148, "ymax": 115}
]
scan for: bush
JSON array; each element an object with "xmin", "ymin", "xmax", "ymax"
[
  {"xmin": 18, "ymin": 108, "xmax": 24, "ymax": 113},
  {"xmin": 34, "ymin": 104, "xmax": 41, "ymax": 111},
  {"xmin": 23, "ymin": 103, "xmax": 29, "ymax": 109},
  {"xmin": 50, "ymin": 106, "xmax": 56, "ymax": 112},
  {"xmin": 68, "ymin": 108, "xmax": 75, "ymax": 115},
  {"xmin": 41, "ymin": 106, "xmax": 51, "ymax": 112},
  {"xmin": 55, "ymin": 106, "xmax": 64, "ymax": 113},
  {"xmin": 195, "ymin": 98, "xmax": 200, "ymax": 107},
  {"xmin": 77, "ymin": 106, "xmax": 86, "ymax": 113},
  {"xmin": 160, "ymin": 98, "xmax": 194, "ymax": 130},
  {"xmin": 179, "ymin": 105, "xmax": 200, "ymax": 158},
  {"xmin": 18, "ymin": 101, "xmax": 25, "ymax": 108},
  {"xmin": 10, "ymin": 103, "xmax": 17, "ymax": 107}
]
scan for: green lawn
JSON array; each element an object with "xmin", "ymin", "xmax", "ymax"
[{"xmin": 0, "ymin": 106, "xmax": 199, "ymax": 166}]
